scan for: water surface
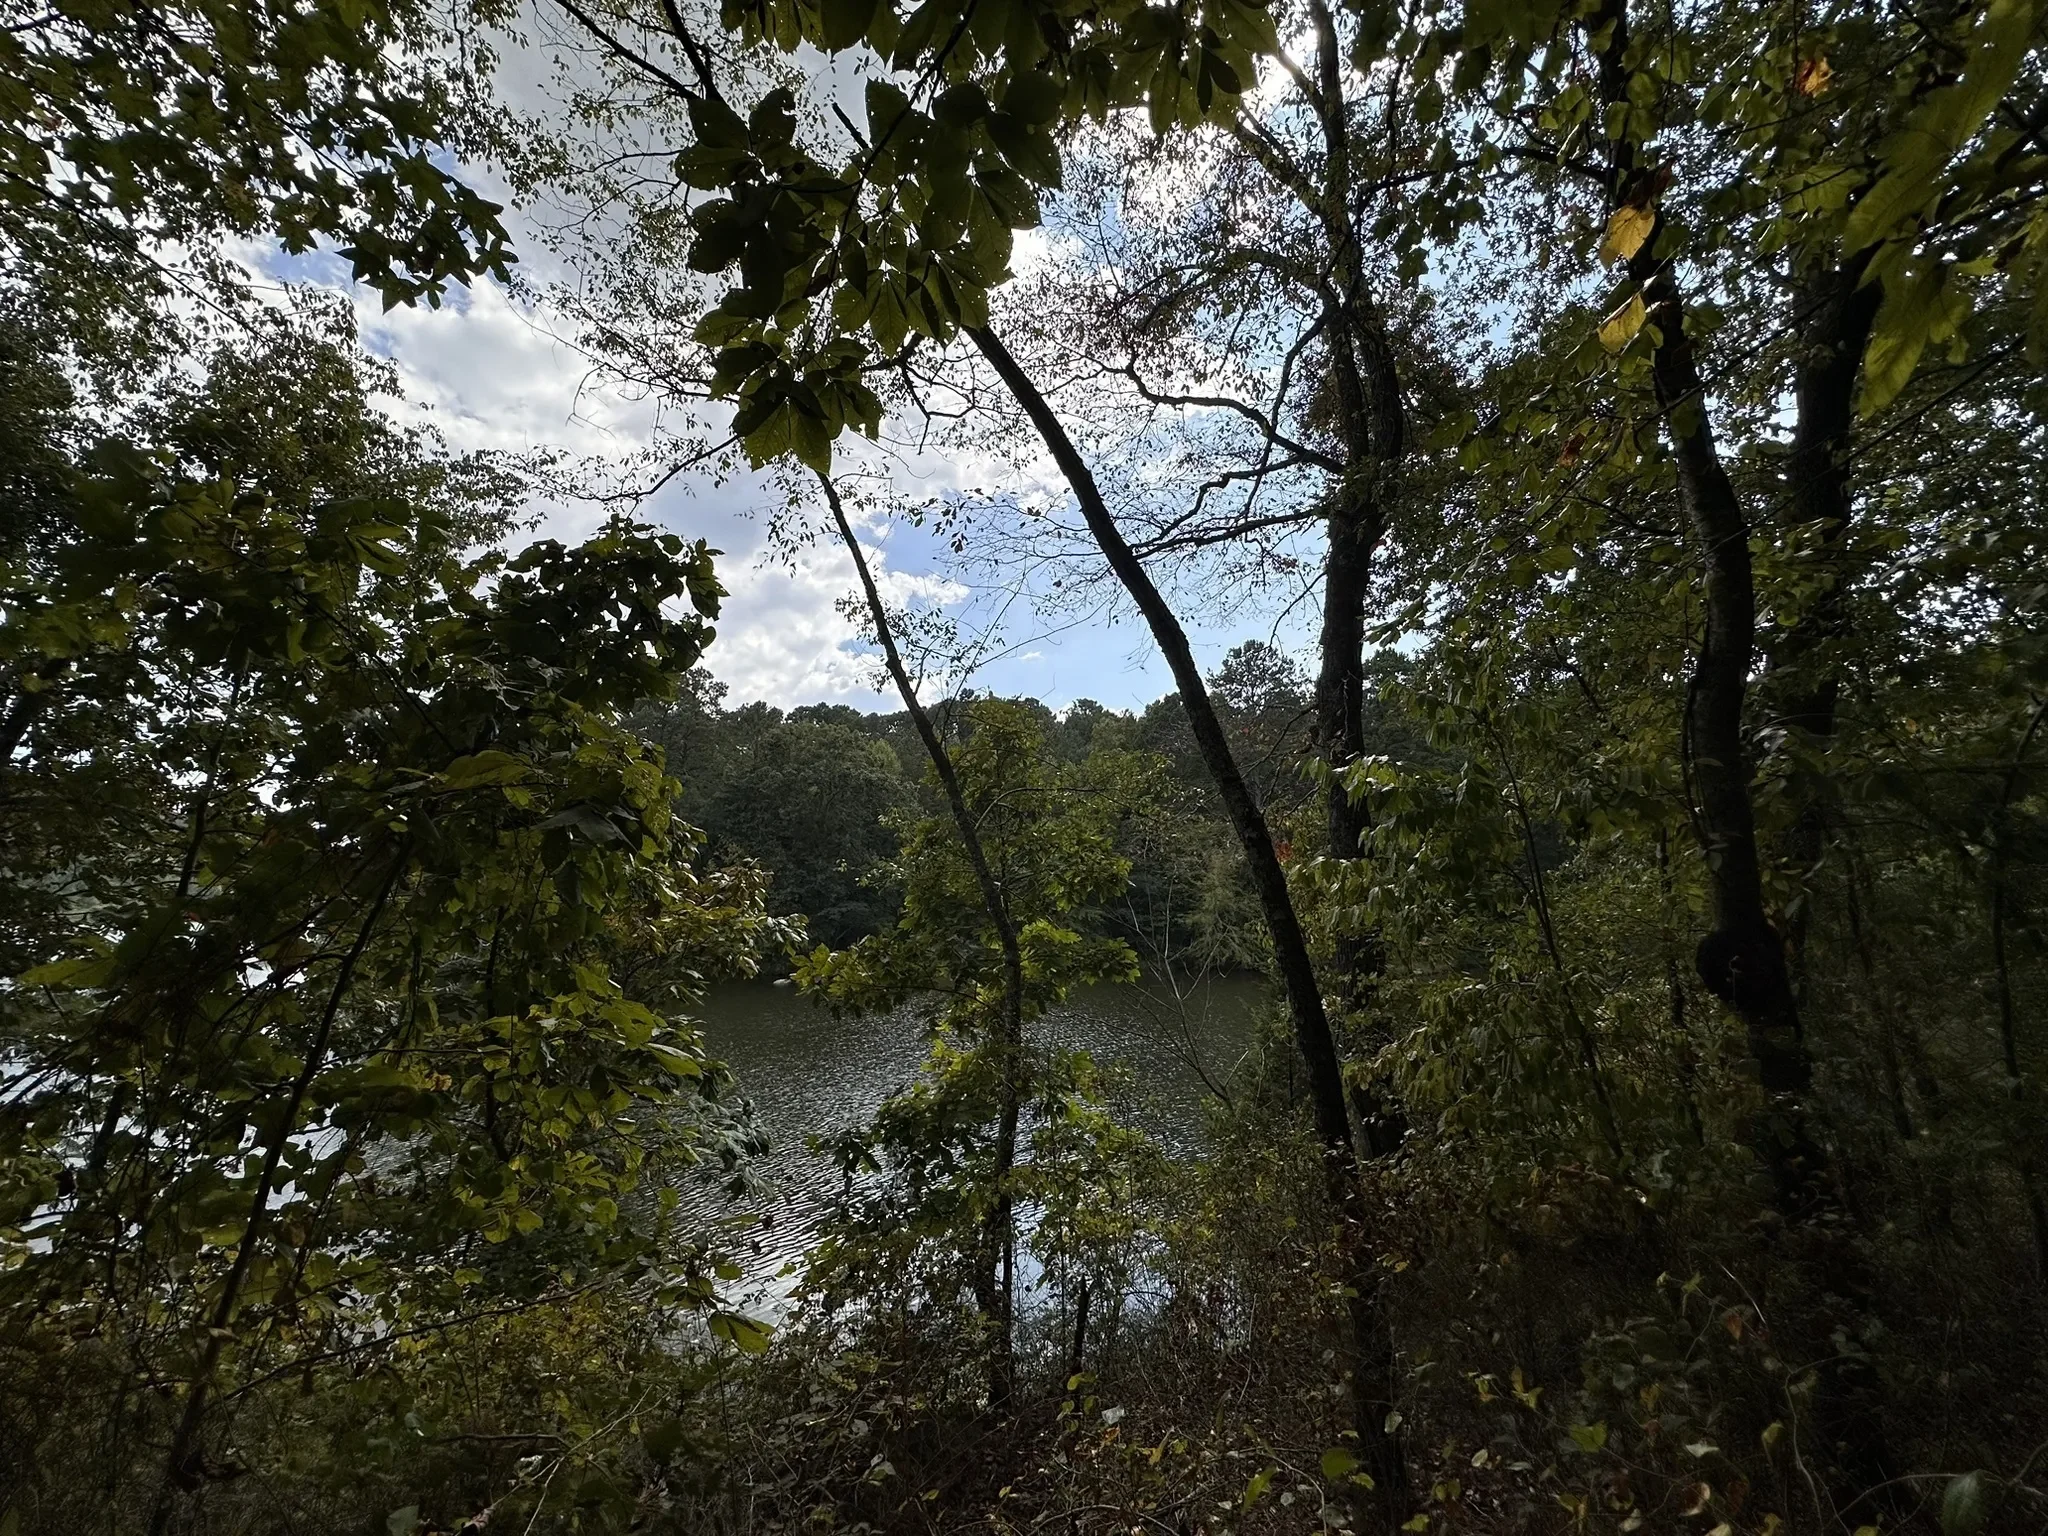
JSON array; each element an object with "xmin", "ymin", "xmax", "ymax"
[{"xmin": 689, "ymin": 977, "xmax": 1264, "ymax": 1308}]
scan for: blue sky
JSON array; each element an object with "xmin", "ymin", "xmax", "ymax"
[
  {"xmin": 254, "ymin": 245, "xmax": 1322, "ymax": 715},
  {"xmin": 243, "ymin": 30, "xmax": 1331, "ymax": 716}
]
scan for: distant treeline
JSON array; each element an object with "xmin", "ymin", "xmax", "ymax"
[{"xmin": 629, "ymin": 642, "xmax": 1425, "ymax": 965}]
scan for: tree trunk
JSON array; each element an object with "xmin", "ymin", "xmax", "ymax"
[
  {"xmin": 1589, "ymin": 1, "xmax": 1892, "ymax": 1511},
  {"xmin": 972, "ymin": 325, "xmax": 1410, "ymax": 1528},
  {"xmin": 1594, "ymin": 0, "xmax": 1819, "ymax": 1219},
  {"xmin": 149, "ymin": 851, "xmax": 408, "ymax": 1535},
  {"xmin": 1775, "ymin": 260, "xmax": 1882, "ymax": 982},
  {"xmin": 1304, "ymin": 0, "xmax": 1405, "ymax": 1159},
  {"xmin": 816, "ymin": 472, "xmax": 1025, "ymax": 1409}
]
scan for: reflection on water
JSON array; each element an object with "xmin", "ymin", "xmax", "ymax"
[{"xmin": 684, "ymin": 977, "xmax": 1265, "ymax": 1311}]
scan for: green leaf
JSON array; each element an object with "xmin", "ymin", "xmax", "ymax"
[
  {"xmin": 819, "ymin": 0, "xmax": 877, "ymax": 50},
  {"xmin": 1942, "ymin": 1470, "xmax": 1989, "ymax": 1536},
  {"xmin": 1000, "ymin": 71, "xmax": 1065, "ymax": 124},
  {"xmin": 890, "ymin": 0, "xmax": 943, "ymax": 67},
  {"xmin": 870, "ymin": 280, "xmax": 908, "ymax": 354},
  {"xmin": 866, "ymin": 79, "xmax": 913, "ymax": 141},
  {"xmin": 1148, "ymin": 56, "xmax": 1181, "ymax": 136},
  {"xmin": 16, "ymin": 954, "xmax": 114, "ymax": 989},
  {"xmin": 687, "ymin": 202, "xmax": 750, "ymax": 273},
  {"xmin": 1844, "ymin": 0, "xmax": 2039, "ymax": 253},
  {"xmin": 442, "ymin": 749, "xmax": 529, "ymax": 789},
  {"xmin": 710, "ymin": 1311, "xmax": 774, "ymax": 1352},
  {"xmin": 386, "ymin": 1507, "xmax": 420, "ymax": 1536},
  {"xmin": 1241, "ymin": 1465, "xmax": 1275, "ymax": 1509},
  {"xmin": 987, "ymin": 114, "xmax": 1063, "ymax": 188},
  {"xmin": 1568, "ymin": 1420, "xmax": 1608, "ymax": 1452},
  {"xmin": 968, "ymin": 0, "xmax": 1012, "ymax": 53},
  {"xmin": 749, "ymin": 88, "xmax": 798, "ymax": 147},
  {"xmin": 1321, "ymin": 1447, "xmax": 1360, "ymax": 1479},
  {"xmin": 1599, "ymin": 204, "xmax": 1655, "ymax": 266},
  {"xmin": 687, "ymin": 94, "xmax": 750, "ymax": 151},
  {"xmin": 1862, "ymin": 259, "xmax": 1969, "ymax": 416},
  {"xmin": 934, "ymin": 82, "xmax": 991, "ymax": 129},
  {"xmin": 1598, "ymin": 292, "xmax": 1646, "ymax": 352}
]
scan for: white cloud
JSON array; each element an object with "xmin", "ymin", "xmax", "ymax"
[
  {"xmin": 707, "ymin": 526, "xmax": 969, "ymax": 706},
  {"xmin": 235, "ymin": 238, "xmax": 985, "ymax": 710},
  {"xmin": 214, "ymin": 13, "xmax": 1312, "ymax": 716},
  {"xmin": 359, "ymin": 280, "xmax": 641, "ymax": 467}
]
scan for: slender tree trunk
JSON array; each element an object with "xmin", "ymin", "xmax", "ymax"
[
  {"xmin": 972, "ymin": 325, "xmax": 1409, "ymax": 1529},
  {"xmin": 1780, "ymin": 258, "xmax": 1880, "ymax": 743},
  {"xmin": 1594, "ymin": 1, "xmax": 1819, "ymax": 1215},
  {"xmin": 1298, "ymin": 0, "xmax": 1407, "ymax": 1161},
  {"xmin": 1589, "ymin": 1, "xmax": 1892, "ymax": 1510},
  {"xmin": 1303, "ymin": 0, "xmax": 1389, "ymax": 984},
  {"xmin": 1650, "ymin": 256, "xmax": 1827, "ymax": 1206},
  {"xmin": 816, "ymin": 472, "xmax": 1026, "ymax": 1409},
  {"xmin": 1068, "ymin": 1275, "xmax": 1091, "ymax": 1385},
  {"xmin": 1776, "ymin": 262, "xmax": 1882, "ymax": 982},
  {"xmin": 149, "ymin": 850, "xmax": 408, "ymax": 1535}
]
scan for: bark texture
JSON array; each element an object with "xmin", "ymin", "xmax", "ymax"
[
  {"xmin": 1589, "ymin": 0, "xmax": 1893, "ymax": 1511},
  {"xmin": 973, "ymin": 324, "xmax": 1410, "ymax": 1529},
  {"xmin": 1303, "ymin": 0, "xmax": 1405, "ymax": 1157}
]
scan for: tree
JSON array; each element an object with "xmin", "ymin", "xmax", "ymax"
[
  {"xmin": 443, "ymin": 0, "xmax": 2048, "ymax": 1519},
  {"xmin": 701, "ymin": 714, "xmax": 915, "ymax": 944},
  {"xmin": 501, "ymin": 0, "xmax": 1426, "ymax": 1509},
  {"xmin": 1, "ymin": 0, "xmax": 515, "ymax": 343},
  {"xmin": 0, "ymin": 327, "xmax": 780, "ymax": 1531}
]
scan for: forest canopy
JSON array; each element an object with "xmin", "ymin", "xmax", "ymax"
[{"xmin": 2, "ymin": 0, "xmax": 2046, "ymax": 1531}]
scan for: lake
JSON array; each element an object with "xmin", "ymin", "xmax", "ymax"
[{"xmin": 688, "ymin": 976, "xmax": 1267, "ymax": 1311}]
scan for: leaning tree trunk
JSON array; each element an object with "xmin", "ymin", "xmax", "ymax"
[
  {"xmin": 1593, "ymin": 0, "xmax": 1821, "ymax": 1221},
  {"xmin": 973, "ymin": 325, "xmax": 1410, "ymax": 1530},
  {"xmin": 815, "ymin": 471, "xmax": 1026, "ymax": 1411}
]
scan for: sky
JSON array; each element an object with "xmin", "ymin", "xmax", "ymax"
[
  {"xmin": 263, "ymin": 249, "xmax": 1319, "ymax": 716},
  {"xmin": 247, "ymin": 27, "xmax": 1324, "ymax": 716}
]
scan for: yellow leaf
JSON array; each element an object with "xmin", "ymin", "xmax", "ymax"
[
  {"xmin": 1599, "ymin": 292, "xmax": 1647, "ymax": 352},
  {"xmin": 1795, "ymin": 54, "xmax": 1832, "ymax": 94},
  {"xmin": 1599, "ymin": 204, "xmax": 1655, "ymax": 266},
  {"xmin": 1241, "ymin": 1466, "xmax": 1276, "ymax": 1510}
]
